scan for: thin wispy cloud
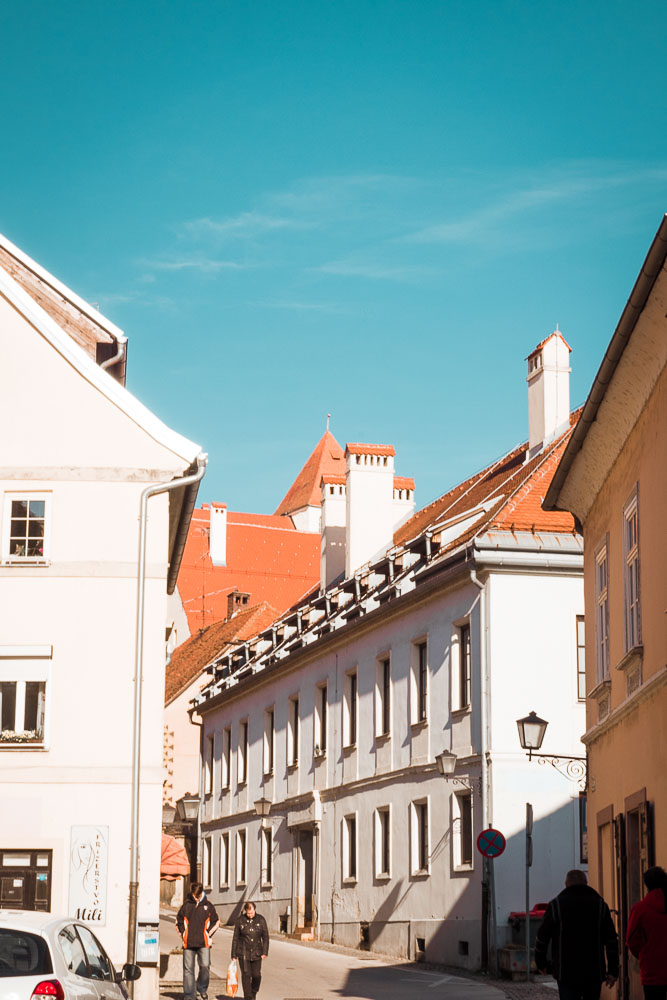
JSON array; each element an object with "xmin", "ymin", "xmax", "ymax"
[
  {"xmin": 183, "ymin": 211, "xmax": 312, "ymax": 239},
  {"xmin": 315, "ymin": 260, "xmax": 438, "ymax": 281},
  {"xmin": 141, "ymin": 257, "xmax": 249, "ymax": 273}
]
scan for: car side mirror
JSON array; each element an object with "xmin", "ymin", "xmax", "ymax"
[{"xmin": 121, "ymin": 964, "xmax": 142, "ymax": 982}]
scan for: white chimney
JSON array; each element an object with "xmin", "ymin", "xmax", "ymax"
[
  {"xmin": 209, "ymin": 503, "xmax": 227, "ymax": 566},
  {"xmin": 345, "ymin": 444, "xmax": 395, "ymax": 577},
  {"xmin": 320, "ymin": 475, "xmax": 346, "ymax": 590},
  {"xmin": 527, "ymin": 330, "xmax": 571, "ymax": 457},
  {"xmin": 393, "ymin": 476, "xmax": 416, "ymax": 531}
]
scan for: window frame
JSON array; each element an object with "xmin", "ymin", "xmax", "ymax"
[
  {"xmin": 204, "ymin": 734, "xmax": 214, "ymax": 796},
  {"xmin": 343, "ymin": 813, "xmax": 358, "ymax": 883},
  {"xmin": 314, "ymin": 682, "xmax": 327, "ymax": 756},
  {"xmin": 287, "ymin": 695, "xmax": 299, "ymax": 768},
  {"xmin": 202, "ymin": 836, "xmax": 212, "ymax": 889},
  {"xmin": 344, "ymin": 669, "xmax": 358, "ymax": 748},
  {"xmin": 237, "ymin": 719, "xmax": 249, "ymax": 786},
  {"xmin": 411, "ymin": 638, "xmax": 429, "ymax": 725},
  {"xmin": 261, "ymin": 825, "xmax": 273, "ymax": 888},
  {"xmin": 219, "ymin": 832, "xmax": 230, "ymax": 889},
  {"xmin": 452, "ymin": 791, "xmax": 474, "ymax": 871},
  {"xmin": 576, "ymin": 615, "xmax": 586, "ymax": 701},
  {"xmin": 263, "ymin": 707, "xmax": 275, "ymax": 777},
  {"xmin": 623, "ymin": 486, "xmax": 641, "ymax": 652},
  {"xmin": 375, "ymin": 656, "xmax": 391, "ymax": 737},
  {"xmin": 236, "ymin": 828, "xmax": 247, "ymax": 886},
  {"xmin": 594, "ymin": 538, "xmax": 610, "ymax": 683},
  {"xmin": 411, "ymin": 798, "xmax": 430, "ymax": 876},
  {"xmin": 375, "ymin": 806, "xmax": 391, "ymax": 879},
  {"xmin": 1, "ymin": 493, "xmax": 51, "ymax": 564},
  {"xmin": 458, "ymin": 623, "xmax": 471, "ymax": 710},
  {"xmin": 221, "ymin": 727, "xmax": 231, "ymax": 791}
]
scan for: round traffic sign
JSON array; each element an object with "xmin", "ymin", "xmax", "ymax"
[{"xmin": 476, "ymin": 828, "xmax": 506, "ymax": 858}]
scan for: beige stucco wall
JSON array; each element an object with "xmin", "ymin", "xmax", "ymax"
[{"xmin": 583, "ymin": 362, "xmax": 667, "ymax": 890}]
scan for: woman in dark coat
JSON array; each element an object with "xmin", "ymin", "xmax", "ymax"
[
  {"xmin": 626, "ymin": 866, "xmax": 667, "ymax": 1000},
  {"xmin": 231, "ymin": 901, "xmax": 269, "ymax": 1000}
]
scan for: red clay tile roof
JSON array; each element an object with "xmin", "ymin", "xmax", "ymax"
[
  {"xmin": 0, "ymin": 243, "xmax": 116, "ymax": 360},
  {"xmin": 394, "ymin": 414, "xmax": 580, "ymax": 548},
  {"xmin": 394, "ymin": 476, "xmax": 415, "ymax": 490},
  {"xmin": 322, "ymin": 474, "xmax": 347, "ymax": 486},
  {"xmin": 526, "ymin": 330, "xmax": 572, "ymax": 359},
  {"xmin": 346, "ymin": 443, "xmax": 396, "ymax": 456},
  {"xmin": 166, "ymin": 601, "xmax": 278, "ymax": 704},
  {"xmin": 178, "ymin": 507, "xmax": 320, "ymax": 632},
  {"xmin": 275, "ymin": 431, "xmax": 345, "ymax": 515}
]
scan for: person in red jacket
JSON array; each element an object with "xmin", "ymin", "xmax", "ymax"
[{"xmin": 626, "ymin": 866, "xmax": 667, "ymax": 1000}]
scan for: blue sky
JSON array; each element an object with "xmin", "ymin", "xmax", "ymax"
[{"xmin": 2, "ymin": 1, "xmax": 666, "ymax": 512}]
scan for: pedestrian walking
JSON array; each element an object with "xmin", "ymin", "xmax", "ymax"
[
  {"xmin": 535, "ymin": 869, "xmax": 618, "ymax": 1000},
  {"xmin": 231, "ymin": 901, "xmax": 269, "ymax": 1000},
  {"xmin": 176, "ymin": 881, "xmax": 220, "ymax": 1000},
  {"xmin": 626, "ymin": 865, "xmax": 667, "ymax": 1000}
]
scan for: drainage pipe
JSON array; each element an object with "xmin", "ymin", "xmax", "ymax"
[
  {"xmin": 470, "ymin": 567, "xmax": 491, "ymax": 972},
  {"xmin": 126, "ymin": 454, "xmax": 207, "ymax": 989},
  {"xmin": 100, "ymin": 335, "xmax": 128, "ymax": 371}
]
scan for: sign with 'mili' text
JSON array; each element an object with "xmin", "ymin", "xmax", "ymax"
[{"xmin": 68, "ymin": 826, "xmax": 109, "ymax": 925}]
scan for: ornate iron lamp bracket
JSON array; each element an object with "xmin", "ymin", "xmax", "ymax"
[{"xmin": 527, "ymin": 749, "xmax": 587, "ymax": 789}]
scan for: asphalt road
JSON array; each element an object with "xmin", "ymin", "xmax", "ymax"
[{"xmin": 159, "ymin": 914, "xmax": 505, "ymax": 1000}]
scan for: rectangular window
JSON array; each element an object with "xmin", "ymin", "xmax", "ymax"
[
  {"xmin": 263, "ymin": 708, "xmax": 274, "ymax": 776},
  {"xmin": 576, "ymin": 616, "xmax": 586, "ymax": 701},
  {"xmin": 204, "ymin": 735, "xmax": 214, "ymax": 795},
  {"xmin": 238, "ymin": 720, "xmax": 248, "ymax": 785},
  {"xmin": 376, "ymin": 657, "xmax": 391, "ymax": 736},
  {"xmin": 2, "ymin": 494, "xmax": 50, "ymax": 561},
  {"xmin": 315, "ymin": 683, "xmax": 327, "ymax": 755},
  {"xmin": 412, "ymin": 800, "xmax": 429, "ymax": 873},
  {"xmin": 595, "ymin": 541, "xmax": 610, "ymax": 682},
  {"xmin": 288, "ymin": 696, "xmax": 299, "ymax": 766},
  {"xmin": 453, "ymin": 792, "xmax": 473, "ymax": 867},
  {"xmin": 458, "ymin": 624, "xmax": 471, "ymax": 709},
  {"xmin": 375, "ymin": 807, "xmax": 391, "ymax": 877},
  {"xmin": 236, "ymin": 830, "xmax": 247, "ymax": 885},
  {"xmin": 203, "ymin": 837, "xmax": 212, "ymax": 887},
  {"xmin": 0, "ymin": 680, "xmax": 46, "ymax": 745},
  {"xmin": 344, "ymin": 670, "xmax": 357, "ymax": 747},
  {"xmin": 623, "ymin": 488, "xmax": 641, "ymax": 651},
  {"xmin": 219, "ymin": 833, "xmax": 229, "ymax": 888},
  {"xmin": 344, "ymin": 815, "xmax": 357, "ymax": 880},
  {"xmin": 411, "ymin": 640, "xmax": 428, "ymax": 723},
  {"xmin": 221, "ymin": 727, "xmax": 231, "ymax": 790},
  {"xmin": 261, "ymin": 827, "xmax": 273, "ymax": 887}
]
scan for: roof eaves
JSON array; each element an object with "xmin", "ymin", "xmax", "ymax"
[
  {"xmin": 544, "ymin": 214, "xmax": 667, "ymax": 512},
  {"xmin": 0, "ymin": 264, "xmax": 202, "ymax": 466}
]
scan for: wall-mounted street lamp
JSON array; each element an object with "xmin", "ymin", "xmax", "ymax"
[
  {"xmin": 254, "ymin": 797, "xmax": 272, "ymax": 818},
  {"xmin": 435, "ymin": 749, "xmax": 482, "ymax": 794},
  {"xmin": 516, "ymin": 711, "xmax": 587, "ymax": 787},
  {"xmin": 175, "ymin": 792, "xmax": 201, "ymax": 823}
]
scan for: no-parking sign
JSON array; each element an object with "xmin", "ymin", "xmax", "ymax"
[{"xmin": 476, "ymin": 827, "xmax": 506, "ymax": 858}]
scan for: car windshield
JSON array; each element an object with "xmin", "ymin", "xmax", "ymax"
[{"xmin": 0, "ymin": 929, "xmax": 53, "ymax": 977}]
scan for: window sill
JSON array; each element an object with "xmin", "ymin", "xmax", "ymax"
[
  {"xmin": 375, "ymin": 731, "xmax": 391, "ymax": 744},
  {"xmin": 616, "ymin": 644, "xmax": 643, "ymax": 672},
  {"xmin": 221, "ymin": 785, "xmax": 231, "ymax": 794},
  {"xmin": 342, "ymin": 877, "xmax": 358, "ymax": 886},
  {"xmin": 263, "ymin": 769, "xmax": 274, "ymax": 779},
  {"xmin": 411, "ymin": 869, "xmax": 430, "ymax": 880},
  {"xmin": 375, "ymin": 872, "xmax": 391, "ymax": 881},
  {"xmin": 219, "ymin": 883, "xmax": 229, "ymax": 890},
  {"xmin": 0, "ymin": 741, "xmax": 47, "ymax": 751},
  {"xmin": 236, "ymin": 881, "xmax": 247, "ymax": 889},
  {"xmin": 313, "ymin": 750, "xmax": 327, "ymax": 762},
  {"xmin": 451, "ymin": 706, "xmax": 471, "ymax": 718},
  {"xmin": 588, "ymin": 678, "xmax": 611, "ymax": 700},
  {"xmin": 0, "ymin": 558, "xmax": 50, "ymax": 567},
  {"xmin": 260, "ymin": 882, "xmax": 273, "ymax": 890},
  {"xmin": 453, "ymin": 863, "xmax": 474, "ymax": 874},
  {"xmin": 410, "ymin": 719, "xmax": 428, "ymax": 731},
  {"xmin": 287, "ymin": 761, "xmax": 299, "ymax": 772},
  {"xmin": 237, "ymin": 780, "xmax": 247, "ymax": 789},
  {"xmin": 343, "ymin": 743, "xmax": 357, "ymax": 755}
]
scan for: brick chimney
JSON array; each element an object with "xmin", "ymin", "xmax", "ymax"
[
  {"xmin": 527, "ymin": 330, "xmax": 571, "ymax": 457},
  {"xmin": 227, "ymin": 589, "xmax": 250, "ymax": 619}
]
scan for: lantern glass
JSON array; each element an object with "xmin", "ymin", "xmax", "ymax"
[
  {"xmin": 254, "ymin": 797, "xmax": 272, "ymax": 817},
  {"xmin": 176, "ymin": 793, "xmax": 201, "ymax": 822},
  {"xmin": 436, "ymin": 749, "xmax": 457, "ymax": 776},
  {"xmin": 516, "ymin": 711, "xmax": 548, "ymax": 751}
]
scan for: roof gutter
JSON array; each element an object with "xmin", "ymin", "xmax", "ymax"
[
  {"xmin": 167, "ymin": 454, "xmax": 208, "ymax": 594},
  {"xmin": 544, "ymin": 214, "xmax": 667, "ymax": 512}
]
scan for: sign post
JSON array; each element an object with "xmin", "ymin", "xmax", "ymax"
[{"xmin": 526, "ymin": 803, "xmax": 533, "ymax": 981}]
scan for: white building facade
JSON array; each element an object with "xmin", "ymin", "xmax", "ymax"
[
  {"xmin": 0, "ymin": 234, "xmax": 204, "ymax": 997},
  {"xmin": 192, "ymin": 334, "xmax": 587, "ymax": 970}
]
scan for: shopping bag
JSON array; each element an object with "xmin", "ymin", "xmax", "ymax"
[{"xmin": 226, "ymin": 959, "xmax": 238, "ymax": 997}]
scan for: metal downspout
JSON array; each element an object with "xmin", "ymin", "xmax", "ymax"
[
  {"xmin": 470, "ymin": 567, "xmax": 492, "ymax": 971},
  {"xmin": 126, "ymin": 453, "xmax": 207, "ymax": 988},
  {"xmin": 100, "ymin": 335, "xmax": 128, "ymax": 371}
]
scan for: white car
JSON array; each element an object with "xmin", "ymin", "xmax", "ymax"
[{"xmin": 0, "ymin": 911, "xmax": 141, "ymax": 1000}]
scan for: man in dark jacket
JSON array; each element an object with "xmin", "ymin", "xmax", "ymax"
[
  {"xmin": 176, "ymin": 881, "xmax": 220, "ymax": 1000},
  {"xmin": 535, "ymin": 869, "xmax": 618, "ymax": 1000},
  {"xmin": 231, "ymin": 901, "xmax": 269, "ymax": 1000}
]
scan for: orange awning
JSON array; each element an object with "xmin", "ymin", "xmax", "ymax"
[{"xmin": 161, "ymin": 833, "xmax": 191, "ymax": 881}]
